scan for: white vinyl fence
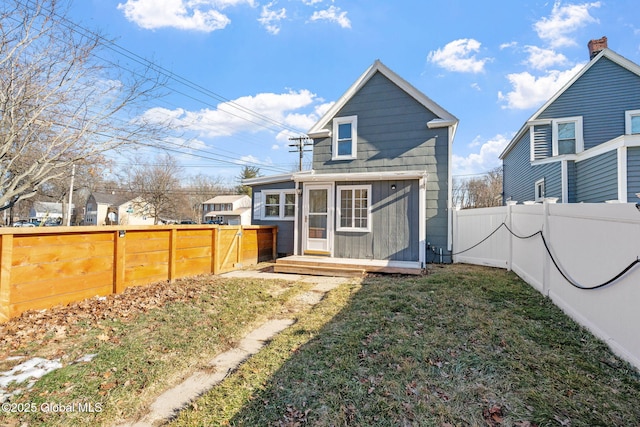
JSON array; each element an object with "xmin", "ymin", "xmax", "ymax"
[{"xmin": 453, "ymin": 201, "xmax": 640, "ymax": 371}]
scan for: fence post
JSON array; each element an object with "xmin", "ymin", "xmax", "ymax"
[
  {"xmin": 542, "ymin": 201, "xmax": 551, "ymax": 296},
  {"xmin": 506, "ymin": 201, "xmax": 517, "ymax": 271},
  {"xmin": 212, "ymin": 227, "xmax": 219, "ymax": 275},
  {"xmin": 0, "ymin": 234, "xmax": 13, "ymax": 322},
  {"xmin": 451, "ymin": 208, "xmax": 458, "ymax": 263},
  {"xmin": 168, "ymin": 228, "xmax": 177, "ymax": 283},
  {"xmin": 113, "ymin": 230, "xmax": 126, "ymax": 294},
  {"xmin": 236, "ymin": 226, "xmax": 243, "ymax": 268},
  {"xmin": 272, "ymin": 226, "xmax": 277, "ymax": 260}
]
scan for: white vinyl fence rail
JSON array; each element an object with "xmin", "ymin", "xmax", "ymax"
[{"xmin": 453, "ymin": 201, "xmax": 640, "ymax": 371}]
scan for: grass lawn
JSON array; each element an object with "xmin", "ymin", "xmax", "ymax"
[
  {"xmin": 171, "ymin": 264, "xmax": 640, "ymax": 427},
  {"xmin": 0, "ymin": 272, "xmax": 316, "ymax": 426}
]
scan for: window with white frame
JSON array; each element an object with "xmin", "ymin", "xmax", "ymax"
[
  {"xmin": 332, "ymin": 116, "xmax": 357, "ymax": 160},
  {"xmin": 552, "ymin": 117, "xmax": 583, "ymax": 156},
  {"xmin": 534, "ymin": 178, "xmax": 545, "ymax": 202},
  {"xmin": 337, "ymin": 185, "xmax": 371, "ymax": 231},
  {"xmin": 262, "ymin": 191, "xmax": 295, "ymax": 220},
  {"xmin": 626, "ymin": 110, "xmax": 640, "ymax": 135}
]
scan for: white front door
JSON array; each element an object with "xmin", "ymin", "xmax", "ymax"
[{"xmin": 303, "ymin": 184, "xmax": 333, "ymax": 255}]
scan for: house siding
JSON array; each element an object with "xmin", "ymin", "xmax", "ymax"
[
  {"xmin": 627, "ymin": 147, "xmax": 640, "ymax": 201},
  {"xmin": 251, "ymin": 181, "xmax": 296, "ymax": 255},
  {"xmin": 503, "ymin": 130, "xmax": 562, "ymax": 202},
  {"xmin": 311, "ymin": 70, "xmax": 451, "ymax": 259},
  {"xmin": 575, "ymin": 150, "xmax": 618, "ymax": 202},
  {"xmin": 312, "ymin": 71, "xmax": 446, "ymax": 173},
  {"xmin": 332, "ymin": 180, "xmax": 419, "ymax": 261},
  {"xmin": 537, "ymin": 57, "xmax": 640, "ymax": 150},
  {"xmin": 567, "ymin": 160, "xmax": 577, "ymax": 202}
]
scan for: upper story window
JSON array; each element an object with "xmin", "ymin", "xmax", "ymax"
[
  {"xmin": 552, "ymin": 117, "xmax": 583, "ymax": 156},
  {"xmin": 332, "ymin": 115, "xmax": 357, "ymax": 160},
  {"xmin": 625, "ymin": 110, "xmax": 640, "ymax": 135}
]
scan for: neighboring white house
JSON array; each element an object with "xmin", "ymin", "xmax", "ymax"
[
  {"xmin": 29, "ymin": 201, "xmax": 69, "ymax": 224},
  {"xmin": 202, "ymin": 195, "xmax": 251, "ymax": 225},
  {"xmin": 85, "ymin": 192, "xmax": 155, "ymax": 226}
]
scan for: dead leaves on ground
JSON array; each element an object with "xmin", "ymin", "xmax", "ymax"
[{"xmin": 0, "ymin": 276, "xmax": 217, "ymax": 356}]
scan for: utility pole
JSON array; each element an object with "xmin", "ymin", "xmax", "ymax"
[
  {"xmin": 288, "ymin": 136, "xmax": 313, "ymax": 171},
  {"xmin": 66, "ymin": 164, "xmax": 75, "ymax": 226}
]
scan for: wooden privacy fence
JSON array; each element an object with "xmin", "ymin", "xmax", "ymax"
[{"xmin": 0, "ymin": 224, "xmax": 277, "ymax": 323}]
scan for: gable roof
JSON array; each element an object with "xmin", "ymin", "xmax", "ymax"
[
  {"xmin": 307, "ymin": 60, "xmax": 458, "ymax": 138},
  {"xmin": 500, "ymin": 48, "xmax": 640, "ymax": 159},
  {"xmin": 90, "ymin": 192, "xmax": 134, "ymax": 207},
  {"xmin": 203, "ymin": 195, "xmax": 250, "ymax": 204}
]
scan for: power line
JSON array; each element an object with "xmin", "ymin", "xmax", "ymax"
[{"xmin": 288, "ymin": 136, "xmax": 312, "ymax": 171}]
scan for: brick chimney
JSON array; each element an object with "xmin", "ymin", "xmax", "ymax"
[{"xmin": 588, "ymin": 36, "xmax": 607, "ymax": 59}]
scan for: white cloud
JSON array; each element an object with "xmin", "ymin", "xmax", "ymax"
[
  {"xmin": 452, "ymin": 134, "xmax": 511, "ymax": 176},
  {"xmin": 309, "ymin": 5, "xmax": 351, "ymax": 28},
  {"xmin": 259, "ymin": 1, "xmax": 286, "ymax": 35},
  {"xmin": 500, "ymin": 41, "xmax": 518, "ymax": 50},
  {"xmin": 498, "ymin": 63, "xmax": 584, "ymax": 109},
  {"xmin": 142, "ymin": 89, "xmax": 320, "ymax": 138},
  {"xmin": 116, "ymin": 0, "xmax": 255, "ymax": 32},
  {"xmin": 524, "ymin": 46, "xmax": 569, "ymax": 70},
  {"xmin": 427, "ymin": 39, "xmax": 490, "ymax": 73},
  {"xmin": 533, "ymin": 1, "xmax": 600, "ymax": 48},
  {"xmin": 470, "ymin": 83, "xmax": 481, "ymax": 91}
]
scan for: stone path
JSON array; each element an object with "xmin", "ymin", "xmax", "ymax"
[{"xmin": 117, "ymin": 269, "xmax": 351, "ymax": 427}]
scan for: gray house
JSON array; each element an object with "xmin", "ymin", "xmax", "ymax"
[
  {"xmin": 500, "ymin": 38, "xmax": 640, "ymax": 204},
  {"xmin": 245, "ymin": 60, "xmax": 458, "ymax": 270}
]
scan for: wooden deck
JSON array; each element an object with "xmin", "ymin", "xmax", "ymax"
[{"xmin": 274, "ymin": 255, "xmax": 423, "ymax": 277}]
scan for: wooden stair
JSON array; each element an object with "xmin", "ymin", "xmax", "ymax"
[
  {"xmin": 274, "ymin": 258, "xmax": 365, "ymax": 277},
  {"xmin": 273, "ymin": 256, "xmax": 423, "ymax": 277}
]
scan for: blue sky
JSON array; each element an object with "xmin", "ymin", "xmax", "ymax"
[{"xmin": 69, "ymin": 0, "xmax": 640, "ymax": 184}]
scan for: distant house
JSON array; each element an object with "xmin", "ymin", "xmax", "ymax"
[
  {"xmin": 202, "ymin": 195, "xmax": 251, "ymax": 225},
  {"xmin": 245, "ymin": 60, "xmax": 458, "ymax": 267},
  {"xmin": 29, "ymin": 201, "xmax": 69, "ymax": 224},
  {"xmin": 85, "ymin": 192, "xmax": 155, "ymax": 226},
  {"xmin": 500, "ymin": 37, "xmax": 640, "ymax": 204}
]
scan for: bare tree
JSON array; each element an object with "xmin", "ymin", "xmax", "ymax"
[
  {"xmin": 123, "ymin": 154, "xmax": 183, "ymax": 224},
  {"xmin": 0, "ymin": 0, "xmax": 165, "ymax": 212},
  {"xmin": 184, "ymin": 173, "xmax": 228, "ymax": 223},
  {"xmin": 454, "ymin": 167, "xmax": 503, "ymax": 209}
]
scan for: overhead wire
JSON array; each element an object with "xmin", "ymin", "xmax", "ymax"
[{"xmin": 11, "ymin": 0, "xmax": 309, "ymax": 172}]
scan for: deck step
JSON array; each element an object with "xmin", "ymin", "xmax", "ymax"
[{"xmin": 273, "ymin": 263, "xmax": 366, "ymax": 277}]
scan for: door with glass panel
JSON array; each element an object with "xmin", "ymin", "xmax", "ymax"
[{"xmin": 303, "ymin": 184, "xmax": 333, "ymax": 254}]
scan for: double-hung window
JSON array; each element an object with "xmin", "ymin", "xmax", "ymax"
[
  {"xmin": 262, "ymin": 191, "xmax": 295, "ymax": 220},
  {"xmin": 337, "ymin": 185, "xmax": 371, "ymax": 232},
  {"xmin": 552, "ymin": 117, "xmax": 583, "ymax": 156},
  {"xmin": 626, "ymin": 110, "xmax": 640, "ymax": 135},
  {"xmin": 332, "ymin": 116, "xmax": 357, "ymax": 160}
]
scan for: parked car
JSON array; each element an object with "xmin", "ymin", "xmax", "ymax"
[
  {"xmin": 204, "ymin": 219, "xmax": 223, "ymax": 225},
  {"xmin": 13, "ymin": 220, "xmax": 36, "ymax": 227},
  {"xmin": 179, "ymin": 220, "xmax": 196, "ymax": 224}
]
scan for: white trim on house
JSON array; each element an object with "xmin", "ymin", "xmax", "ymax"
[
  {"xmin": 551, "ymin": 116, "xmax": 584, "ymax": 156},
  {"xmin": 618, "ymin": 146, "xmax": 628, "ymax": 203},
  {"xmin": 332, "ymin": 115, "xmax": 358, "ymax": 160},
  {"xmin": 294, "ymin": 170, "xmax": 427, "ymax": 182},
  {"xmin": 625, "ymin": 109, "xmax": 640, "ymax": 135},
  {"xmin": 336, "ymin": 184, "xmax": 372, "ymax": 232},
  {"xmin": 500, "ymin": 49, "xmax": 640, "ymax": 160},
  {"xmin": 561, "ymin": 160, "xmax": 569, "ymax": 204},
  {"xmin": 419, "ymin": 175, "xmax": 427, "ymax": 266},
  {"xmin": 261, "ymin": 190, "xmax": 296, "ymax": 221},
  {"xmin": 534, "ymin": 178, "xmax": 545, "ymax": 202},
  {"xmin": 307, "ymin": 60, "xmax": 458, "ymax": 138}
]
